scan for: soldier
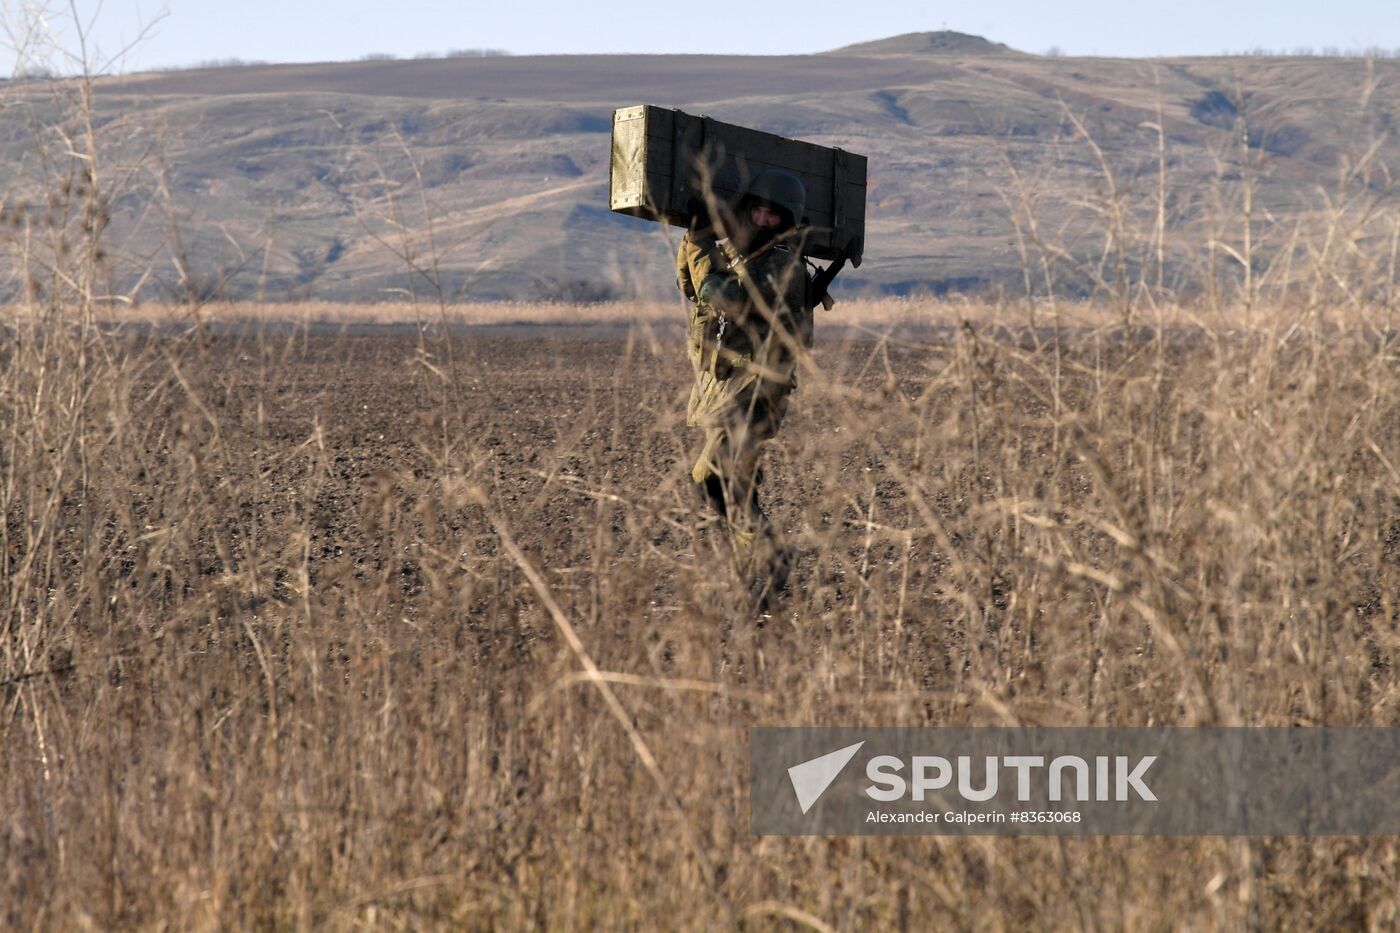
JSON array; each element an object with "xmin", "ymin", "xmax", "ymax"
[{"xmin": 676, "ymin": 168, "xmax": 814, "ymax": 605}]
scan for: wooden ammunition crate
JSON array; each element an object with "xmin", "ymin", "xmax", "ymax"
[{"xmin": 609, "ymin": 104, "xmax": 866, "ymax": 263}]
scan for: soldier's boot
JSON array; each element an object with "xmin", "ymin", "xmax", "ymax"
[
  {"xmin": 696, "ymin": 474, "xmax": 729, "ymax": 520},
  {"xmin": 747, "ymin": 533, "xmax": 795, "ymax": 616},
  {"xmin": 766, "ymin": 541, "xmax": 794, "ymax": 600},
  {"xmin": 731, "ymin": 486, "xmax": 791, "ymax": 615}
]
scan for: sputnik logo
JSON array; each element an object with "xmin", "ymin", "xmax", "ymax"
[{"xmin": 787, "ymin": 741, "xmax": 865, "ymax": 814}]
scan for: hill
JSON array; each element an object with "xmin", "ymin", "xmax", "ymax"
[
  {"xmin": 826, "ymin": 30, "xmax": 1020, "ymax": 56},
  {"xmin": 2, "ymin": 36, "xmax": 1395, "ymax": 303}
]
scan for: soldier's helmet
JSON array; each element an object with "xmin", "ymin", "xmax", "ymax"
[{"xmin": 743, "ymin": 168, "xmax": 806, "ymax": 229}]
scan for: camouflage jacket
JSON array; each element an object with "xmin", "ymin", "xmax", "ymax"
[{"xmin": 676, "ymin": 230, "xmax": 814, "ymax": 384}]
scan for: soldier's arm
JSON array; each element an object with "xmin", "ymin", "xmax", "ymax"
[
  {"xmin": 728, "ymin": 250, "xmax": 807, "ymax": 320},
  {"xmin": 676, "ymin": 232, "xmax": 728, "ymax": 302},
  {"xmin": 696, "ymin": 269, "xmax": 744, "ymax": 313}
]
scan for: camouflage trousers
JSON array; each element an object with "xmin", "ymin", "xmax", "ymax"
[{"xmin": 686, "ymin": 327, "xmax": 795, "ymax": 573}]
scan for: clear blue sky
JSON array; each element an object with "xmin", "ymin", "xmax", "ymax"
[{"xmin": 6, "ymin": 0, "xmax": 1399, "ymax": 73}]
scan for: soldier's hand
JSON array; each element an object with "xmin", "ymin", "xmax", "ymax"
[{"xmin": 698, "ymin": 272, "xmax": 742, "ymax": 315}]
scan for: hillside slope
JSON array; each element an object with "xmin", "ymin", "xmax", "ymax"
[{"xmin": 2, "ymin": 33, "xmax": 1395, "ymax": 303}]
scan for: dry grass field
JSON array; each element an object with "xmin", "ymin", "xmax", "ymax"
[
  {"xmin": 3, "ymin": 297, "xmax": 1399, "ymax": 928},
  {"xmin": 3, "ymin": 24, "xmax": 1400, "ymax": 929},
  {"xmin": 45, "ymin": 296, "xmax": 1313, "ymax": 332}
]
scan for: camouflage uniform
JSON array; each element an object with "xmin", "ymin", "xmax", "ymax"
[{"xmin": 676, "ymin": 204, "xmax": 813, "ymax": 576}]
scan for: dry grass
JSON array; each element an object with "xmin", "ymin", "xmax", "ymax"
[
  {"xmin": 17, "ymin": 295, "xmax": 1394, "ymax": 334},
  {"xmin": 4, "ymin": 19, "xmax": 1399, "ymax": 927},
  {"xmin": 23, "ymin": 296, "xmax": 1016, "ymax": 329},
  {"xmin": 2, "ymin": 299, "xmax": 1398, "ymax": 929}
]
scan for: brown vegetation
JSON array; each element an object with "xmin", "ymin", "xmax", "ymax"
[
  {"xmin": 3, "ymin": 18, "xmax": 1399, "ymax": 929},
  {"xmin": 3, "ymin": 302, "xmax": 1398, "ymax": 927},
  {"xmin": 9, "ymin": 296, "xmax": 1373, "ymax": 333}
]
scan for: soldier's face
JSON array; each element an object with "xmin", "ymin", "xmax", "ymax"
[{"xmin": 749, "ymin": 203, "xmax": 784, "ymax": 230}]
